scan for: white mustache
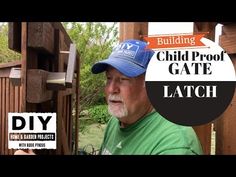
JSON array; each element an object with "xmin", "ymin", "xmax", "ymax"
[{"xmin": 108, "ymin": 94, "xmax": 123, "ymax": 102}]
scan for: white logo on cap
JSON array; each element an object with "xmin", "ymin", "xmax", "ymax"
[{"xmin": 111, "ymin": 42, "xmax": 139, "ymax": 59}]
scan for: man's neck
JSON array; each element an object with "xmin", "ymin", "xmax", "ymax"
[{"xmin": 120, "ymin": 105, "xmax": 153, "ymax": 128}]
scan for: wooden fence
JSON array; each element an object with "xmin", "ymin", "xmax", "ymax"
[
  {"xmin": 0, "ymin": 22, "xmax": 80, "ymax": 155},
  {"xmin": 0, "ymin": 61, "xmax": 22, "ymax": 155}
]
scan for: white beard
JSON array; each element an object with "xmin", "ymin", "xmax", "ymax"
[{"xmin": 108, "ymin": 94, "xmax": 128, "ymax": 118}]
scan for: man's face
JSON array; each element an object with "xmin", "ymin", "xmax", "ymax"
[{"xmin": 105, "ymin": 67, "xmax": 151, "ymax": 124}]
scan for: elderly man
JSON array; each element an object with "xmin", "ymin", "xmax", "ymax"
[{"xmin": 91, "ymin": 39, "xmax": 203, "ymax": 155}]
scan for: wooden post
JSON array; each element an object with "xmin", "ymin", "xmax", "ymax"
[
  {"xmin": 216, "ymin": 23, "xmax": 236, "ymax": 154},
  {"xmin": 8, "ymin": 22, "xmax": 21, "ymax": 53},
  {"xmin": 53, "ymin": 29, "xmax": 62, "ymax": 154},
  {"xmin": 27, "ymin": 69, "xmax": 53, "ymax": 103},
  {"xmin": 193, "ymin": 22, "xmax": 217, "ymax": 155},
  {"xmin": 119, "ymin": 22, "xmax": 148, "ymax": 42},
  {"xmin": 75, "ymin": 55, "xmax": 80, "ymax": 155},
  {"xmin": 56, "ymin": 30, "xmax": 71, "ymax": 155},
  {"xmin": 28, "ymin": 23, "xmax": 54, "ymax": 54},
  {"xmin": 20, "ymin": 22, "xmax": 27, "ymax": 112}
]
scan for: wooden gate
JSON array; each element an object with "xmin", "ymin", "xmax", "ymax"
[{"xmin": 0, "ymin": 22, "xmax": 80, "ymax": 155}]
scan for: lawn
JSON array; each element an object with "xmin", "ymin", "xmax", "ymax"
[{"xmin": 78, "ymin": 123, "xmax": 107, "ymax": 154}]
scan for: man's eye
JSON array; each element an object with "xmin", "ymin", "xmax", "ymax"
[{"xmin": 121, "ymin": 78, "xmax": 129, "ymax": 81}]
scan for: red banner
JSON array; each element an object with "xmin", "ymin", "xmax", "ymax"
[{"xmin": 144, "ymin": 33, "xmax": 207, "ymax": 49}]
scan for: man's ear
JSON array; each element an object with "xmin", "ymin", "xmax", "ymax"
[{"xmin": 142, "ymin": 74, "xmax": 146, "ymax": 88}]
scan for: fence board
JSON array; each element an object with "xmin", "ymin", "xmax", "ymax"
[
  {"xmin": 1, "ymin": 78, "xmax": 6, "ymax": 154},
  {"xmin": 219, "ymin": 34, "xmax": 236, "ymax": 54},
  {"xmin": 67, "ymin": 96, "xmax": 70, "ymax": 148},
  {"xmin": 0, "ymin": 78, "xmax": 2, "ymax": 154},
  {"xmin": 4, "ymin": 78, "xmax": 9, "ymax": 154},
  {"xmin": 14, "ymin": 86, "xmax": 19, "ymax": 112},
  {"xmin": 20, "ymin": 22, "xmax": 27, "ymax": 112},
  {"xmin": 9, "ymin": 80, "xmax": 14, "ymax": 154},
  {"xmin": 0, "ymin": 61, "xmax": 21, "ymax": 69},
  {"xmin": 215, "ymin": 54, "xmax": 236, "ymax": 154},
  {"xmin": 193, "ymin": 22, "xmax": 217, "ymax": 155},
  {"xmin": 69, "ymin": 96, "xmax": 73, "ymax": 151},
  {"xmin": 215, "ymin": 24, "xmax": 236, "ymax": 154},
  {"xmin": 0, "ymin": 68, "xmax": 10, "ymax": 78}
]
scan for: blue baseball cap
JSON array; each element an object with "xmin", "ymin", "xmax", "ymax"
[{"xmin": 91, "ymin": 39, "xmax": 155, "ymax": 77}]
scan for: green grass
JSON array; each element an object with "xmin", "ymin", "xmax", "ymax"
[{"xmin": 79, "ymin": 123, "xmax": 106, "ymax": 154}]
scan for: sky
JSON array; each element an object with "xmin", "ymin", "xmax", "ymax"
[
  {"xmin": 148, "ymin": 22, "xmax": 222, "ymax": 44},
  {"xmin": 148, "ymin": 22, "xmax": 194, "ymax": 35},
  {"xmin": 0, "ymin": 22, "xmax": 223, "ymax": 43},
  {"xmin": 106, "ymin": 22, "xmax": 222, "ymax": 43}
]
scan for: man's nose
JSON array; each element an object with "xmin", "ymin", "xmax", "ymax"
[{"xmin": 107, "ymin": 80, "xmax": 120, "ymax": 94}]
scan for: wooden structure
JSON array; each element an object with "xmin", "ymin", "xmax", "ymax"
[
  {"xmin": 119, "ymin": 22, "xmax": 236, "ymax": 155},
  {"xmin": 193, "ymin": 22, "xmax": 217, "ymax": 155},
  {"xmin": 216, "ymin": 23, "xmax": 236, "ymax": 154},
  {"xmin": 0, "ymin": 22, "xmax": 80, "ymax": 155}
]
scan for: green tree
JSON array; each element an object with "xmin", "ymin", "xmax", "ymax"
[
  {"xmin": 0, "ymin": 23, "xmax": 21, "ymax": 63},
  {"xmin": 63, "ymin": 22, "xmax": 118, "ymax": 110}
]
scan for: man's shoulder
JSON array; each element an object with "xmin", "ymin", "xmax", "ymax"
[
  {"xmin": 153, "ymin": 112, "xmax": 195, "ymax": 132},
  {"xmin": 152, "ymin": 115, "xmax": 202, "ymax": 154},
  {"xmin": 150, "ymin": 112, "xmax": 199, "ymax": 142},
  {"xmin": 107, "ymin": 116, "xmax": 118, "ymax": 124}
]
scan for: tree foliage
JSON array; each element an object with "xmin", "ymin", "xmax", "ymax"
[
  {"xmin": 0, "ymin": 23, "xmax": 21, "ymax": 63},
  {"xmin": 63, "ymin": 22, "xmax": 118, "ymax": 110}
]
